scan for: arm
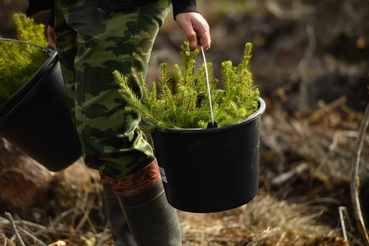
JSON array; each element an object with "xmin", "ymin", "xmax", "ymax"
[
  {"xmin": 172, "ymin": 1, "xmax": 211, "ymax": 51},
  {"xmin": 47, "ymin": 25, "xmax": 56, "ymax": 49}
]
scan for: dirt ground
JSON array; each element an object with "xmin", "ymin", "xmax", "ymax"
[{"xmin": 1, "ymin": 0, "xmax": 369, "ymax": 245}]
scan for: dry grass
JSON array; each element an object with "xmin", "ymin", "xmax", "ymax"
[
  {"xmin": 0, "ymin": 191, "xmax": 349, "ymax": 246},
  {"xmin": 179, "ymin": 194, "xmax": 340, "ymax": 245}
]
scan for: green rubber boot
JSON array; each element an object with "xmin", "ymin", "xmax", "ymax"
[
  {"xmin": 118, "ymin": 181, "xmax": 182, "ymax": 246},
  {"xmin": 103, "ymin": 185, "xmax": 138, "ymax": 246}
]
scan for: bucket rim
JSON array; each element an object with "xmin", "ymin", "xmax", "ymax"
[{"xmin": 142, "ymin": 97, "xmax": 266, "ymax": 134}]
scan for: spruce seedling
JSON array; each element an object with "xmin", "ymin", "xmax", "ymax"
[
  {"xmin": 0, "ymin": 13, "xmax": 49, "ymax": 105},
  {"xmin": 114, "ymin": 41, "xmax": 260, "ymax": 130}
]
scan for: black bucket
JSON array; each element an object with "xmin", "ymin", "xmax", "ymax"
[
  {"xmin": 0, "ymin": 50, "xmax": 82, "ymax": 171},
  {"xmin": 147, "ymin": 98, "xmax": 266, "ymax": 213}
]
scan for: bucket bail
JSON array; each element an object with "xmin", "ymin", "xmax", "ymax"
[{"xmin": 199, "ymin": 45, "xmax": 218, "ymax": 129}]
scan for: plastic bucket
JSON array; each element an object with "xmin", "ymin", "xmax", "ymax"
[
  {"xmin": 0, "ymin": 50, "xmax": 82, "ymax": 171},
  {"xmin": 146, "ymin": 97, "xmax": 266, "ymax": 213}
]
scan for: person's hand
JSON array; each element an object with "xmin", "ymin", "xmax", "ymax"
[
  {"xmin": 47, "ymin": 25, "xmax": 56, "ymax": 49},
  {"xmin": 175, "ymin": 12, "xmax": 211, "ymax": 50}
]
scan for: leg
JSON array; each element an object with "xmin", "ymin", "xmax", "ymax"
[
  {"xmin": 54, "ymin": 4, "xmax": 139, "ymax": 246},
  {"xmin": 119, "ymin": 182, "xmax": 182, "ymax": 246},
  {"xmin": 54, "ymin": 0, "xmax": 181, "ymax": 244},
  {"xmin": 102, "ymin": 160, "xmax": 182, "ymax": 246},
  {"xmin": 54, "ymin": 0, "xmax": 170, "ymax": 179},
  {"xmin": 102, "ymin": 185, "xmax": 138, "ymax": 246}
]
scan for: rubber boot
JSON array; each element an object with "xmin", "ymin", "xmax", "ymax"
[
  {"xmin": 118, "ymin": 181, "xmax": 182, "ymax": 246},
  {"xmin": 103, "ymin": 185, "xmax": 137, "ymax": 246},
  {"xmin": 105, "ymin": 160, "xmax": 182, "ymax": 246}
]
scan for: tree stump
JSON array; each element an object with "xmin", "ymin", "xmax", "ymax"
[
  {"xmin": 0, "ymin": 138, "xmax": 54, "ymax": 213},
  {"xmin": 0, "ymin": 138, "xmax": 98, "ymax": 220}
]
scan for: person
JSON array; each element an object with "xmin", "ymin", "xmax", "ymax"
[{"xmin": 26, "ymin": 0, "xmax": 211, "ymax": 245}]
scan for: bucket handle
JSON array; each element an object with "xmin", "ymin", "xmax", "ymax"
[
  {"xmin": 199, "ymin": 45, "xmax": 218, "ymax": 128},
  {"xmin": 0, "ymin": 38, "xmax": 53, "ymax": 56}
]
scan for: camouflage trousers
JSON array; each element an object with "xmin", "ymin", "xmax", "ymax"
[{"xmin": 54, "ymin": 0, "xmax": 171, "ymax": 179}]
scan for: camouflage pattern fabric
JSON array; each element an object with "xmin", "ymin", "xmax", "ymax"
[{"xmin": 54, "ymin": 0, "xmax": 171, "ymax": 179}]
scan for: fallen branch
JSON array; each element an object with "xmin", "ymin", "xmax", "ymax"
[
  {"xmin": 343, "ymin": 130, "xmax": 369, "ymax": 143},
  {"xmin": 17, "ymin": 226, "xmax": 46, "ymax": 246},
  {"xmin": 5, "ymin": 212, "xmax": 25, "ymax": 246},
  {"xmin": 271, "ymin": 162, "xmax": 309, "ymax": 186},
  {"xmin": 50, "ymin": 207, "xmax": 79, "ymax": 228},
  {"xmin": 95, "ymin": 222, "xmax": 111, "ymax": 246},
  {"xmin": 247, "ymin": 227, "xmax": 281, "ymax": 246},
  {"xmin": 350, "ymin": 102, "xmax": 369, "ymax": 246},
  {"xmin": 0, "ymin": 216, "xmax": 47, "ymax": 246},
  {"xmin": 339, "ymin": 206, "xmax": 349, "ymax": 245},
  {"xmin": 309, "ymin": 96, "xmax": 347, "ymax": 123},
  {"xmin": 275, "ymin": 231, "xmax": 286, "ymax": 246},
  {"xmin": 184, "ymin": 236, "xmax": 244, "ymax": 243}
]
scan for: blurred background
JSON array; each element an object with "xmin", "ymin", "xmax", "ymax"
[
  {"xmin": 2, "ymin": 0, "xmax": 368, "ymax": 112},
  {"xmin": 1, "ymin": 0, "xmax": 369, "ymax": 245}
]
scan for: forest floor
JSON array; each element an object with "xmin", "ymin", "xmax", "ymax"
[
  {"xmin": 1, "ymin": 0, "xmax": 369, "ymax": 245},
  {"xmin": 2, "ymin": 104, "xmax": 367, "ymax": 246}
]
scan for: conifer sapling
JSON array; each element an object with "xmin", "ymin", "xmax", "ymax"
[
  {"xmin": 0, "ymin": 13, "xmax": 49, "ymax": 105},
  {"xmin": 114, "ymin": 42, "xmax": 260, "ymax": 130}
]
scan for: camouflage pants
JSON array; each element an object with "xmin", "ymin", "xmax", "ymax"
[{"xmin": 54, "ymin": 0, "xmax": 171, "ymax": 179}]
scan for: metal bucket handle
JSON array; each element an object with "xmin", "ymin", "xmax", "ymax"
[
  {"xmin": 199, "ymin": 45, "xmax": 218, "ymax": 128},
  {"xmin": 0, "ymin": 38, "xmax": 53, "ymax": 56}
]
